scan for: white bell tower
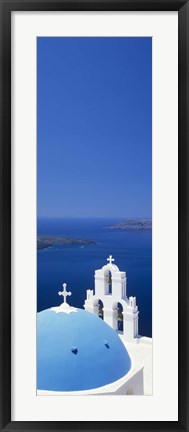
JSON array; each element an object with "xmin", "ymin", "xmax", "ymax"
[{"xmin": 84, "ymin": 256, "xmax": 139, "ymax": 341}]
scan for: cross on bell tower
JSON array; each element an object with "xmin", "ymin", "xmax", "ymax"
[
  {"xmin": 107, "ymin": 255, "xmax": 115, "ymax": 265},
  {"xmin": 58, "ymin": 283, "xmax": 72, "ymax": 305}
]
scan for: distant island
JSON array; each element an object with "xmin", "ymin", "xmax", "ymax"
[
  {"xmin": 108, "ymin": 219, "xmax": 152, "ymax": 231},
  {"xmin": 37, "ymin": 236, "xmax": 95, "ymax": 250}
]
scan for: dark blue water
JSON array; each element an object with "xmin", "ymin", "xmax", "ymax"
[{"xmin": 37, "ymin": 218, "xmax": 152, "ymax": 337}]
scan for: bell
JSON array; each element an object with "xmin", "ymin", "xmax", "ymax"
[{"xmin": 108, "ymin": 275, "xmax": 112, "ymax": 284}]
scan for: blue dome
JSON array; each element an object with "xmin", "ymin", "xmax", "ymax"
[{"xmin": 37, "ymin": 308, "xmax": 131, "ymax": 392}]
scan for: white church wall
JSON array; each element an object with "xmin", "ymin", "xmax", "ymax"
[
  {"xmin": 113, "ymin": 368, "xmax": 144, "ymax": 395},
  {"xmin": 103, "ymin": 307, "xmax": 118, "ymax": 329},
  {"xmin": 94, "ymin": 271, "xmax": 109, "ymax": 297},
  {"xmin": 111, "ymin": 272, "xmax": 127, "ymax": 299},
  {"xmin": 122, "ymin": 310, "xmax": 139, "ymax": 341}
]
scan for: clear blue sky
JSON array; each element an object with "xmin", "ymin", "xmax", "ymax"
[{"xmin": 37, "ymin": 37, "xmax": 152, "ymax": 218}]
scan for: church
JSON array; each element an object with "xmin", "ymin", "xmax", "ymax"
[{"xmin": 37, "ymin": 256, "xmax": 152, "ymax": 395}]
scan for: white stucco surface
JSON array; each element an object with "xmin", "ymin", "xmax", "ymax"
[{"xmin": 121, "ymin": 336, "xmax": 152, "ymax": 395}]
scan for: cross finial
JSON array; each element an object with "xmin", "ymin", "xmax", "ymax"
[
  {"xmin": 107, "ymin": 255, "xmax": 115, "ymax": 265},
  {"xmin": 58, "ymin": 283, "xmax": 72, "ymax": 304}
]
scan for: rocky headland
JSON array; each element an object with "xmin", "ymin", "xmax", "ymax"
[
  {"xmin": 37, "ymin": 236, "xmax": 95, "ymax": 250},
  {"xmin": 108, "ymin": 219, "xmax": 152, "ymax": 231}
]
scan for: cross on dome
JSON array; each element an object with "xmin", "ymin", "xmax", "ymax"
[
  {"xmin": 58, "ymin": 283, "xmax": 72, "ymax": 305},
  {"xmin": 107, "ymin": 255, "xmax": 115, "ymax": 265},
  {"xmin": 52, "ymin": 283, "xmax": 77, "ymax": 314}
]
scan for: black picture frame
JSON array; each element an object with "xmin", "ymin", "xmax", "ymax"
[{"xmin": 0, "ymin": 1, "xmax": 188, "ymax": 431}]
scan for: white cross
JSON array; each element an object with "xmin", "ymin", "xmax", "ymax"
[
  {"xmin": 58, "ymin": 283, "xmax": 72, "ymax": 304},
  {"xmin": 107, "ymin": 255, "xmax": 115, "ymax": 265}
]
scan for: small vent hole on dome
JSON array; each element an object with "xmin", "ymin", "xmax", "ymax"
[
  {"xmin": 71, "ymin": 347, "xmax": 78, "ymax": 355},
  {"xmin": 104, "ymin": 340, "xmax": 110, "ymax": 349}
]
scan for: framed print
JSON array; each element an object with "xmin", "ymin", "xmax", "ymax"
[{"xmin": 0, "ymin": 1, "xmax": 189, "ymax": 431}]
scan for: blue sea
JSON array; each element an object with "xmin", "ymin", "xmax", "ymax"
[{"xmin": 37, "ymin": 218, "xmax": 152, "ymax": 337}]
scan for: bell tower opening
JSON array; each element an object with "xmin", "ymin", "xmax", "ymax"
[
  {"xmin": 117, "ymin": 302, "xmax": 123, "ymax": 332},
  {"xmin": 108, "ymin": 271, "xmax": 112, "ymax": 294},
  {"xmin": 98, "ymin": 299, "xmax": 104, "ymax": 320}
]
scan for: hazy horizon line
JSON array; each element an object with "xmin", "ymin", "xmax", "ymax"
[{"xmin": 37, "ymin": 215, "xmax": 152, "ymax": 219}]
